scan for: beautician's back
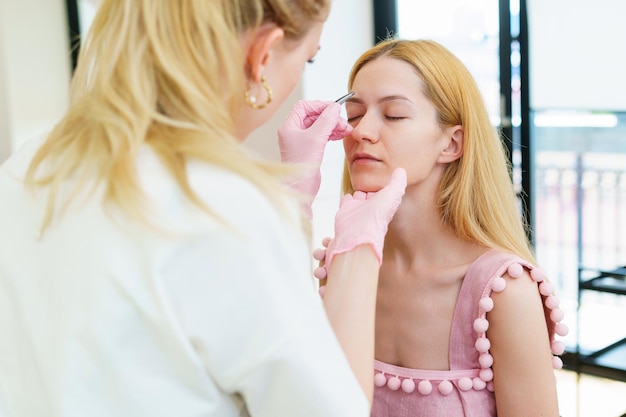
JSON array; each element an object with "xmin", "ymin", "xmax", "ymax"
[{"xmin": 0, "ymin": 139, "xmax": 368, "ymax": 417}]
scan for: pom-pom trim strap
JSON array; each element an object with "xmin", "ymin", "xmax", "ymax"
[
  {"xmin": 373, "ymin": 362, "xmax": 490, "ymax": 395},
  {"xmin": 476, "ymin": 261, "xmax": 569, "ymax": 371}
]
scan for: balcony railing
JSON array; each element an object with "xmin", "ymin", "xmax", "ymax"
[{"xmin": 532, "ymin": 130, "xmax": 626, "ymax": 375}]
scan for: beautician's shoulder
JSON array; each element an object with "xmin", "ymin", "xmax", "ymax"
[
  {"xmin": 0, "ymin": 135, "xmax": 47, "ymax": 178},
  {"xmin": 136, "ymin": 147, "xmax": 300, "ymax": 233},
  {"xmin": 186, "ymin": 159, "xmax": 301, "ymax": 231}
]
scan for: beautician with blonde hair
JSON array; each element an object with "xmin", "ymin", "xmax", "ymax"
[{"xmin": 0, "ymin": 1, "xmax": 406, "ymax": 416}]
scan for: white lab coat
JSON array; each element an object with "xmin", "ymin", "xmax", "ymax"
[{"xmin": 0, "ymin": 138, "xmax": 369, "ymax": 417}]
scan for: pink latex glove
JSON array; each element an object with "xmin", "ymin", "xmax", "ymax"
[
  {"xmin": 322, "ymin": 168, "xmax": 407, "ymax": 272},
  {"xmin": 278, "ymin": 100, "xmax": 353, "ymax": 219}
]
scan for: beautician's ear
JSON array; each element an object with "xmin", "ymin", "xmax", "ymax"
[
  {"xmin": 245, "ymin": 23, "xmax": 285, "ymax": 82},
  {"xmin": 438, "ymin": 125, "xmax": 464, "ymax": 163}
]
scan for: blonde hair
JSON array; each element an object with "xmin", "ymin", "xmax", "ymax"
[
  {"xmin": 26, "ymin": 0, "xmax": 329, "ymax": 230},
  {"xmin": 344, "ymin": 38, "xmax": 535, "ymax": 262}
]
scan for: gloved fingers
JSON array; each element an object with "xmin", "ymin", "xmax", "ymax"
[
  {"xmin": 339, "ymin": 193, "xmax": 355, "ymax": 207},
  {"xmin": 328, "ymin": 123, "xmax": 353, "ymax": 141},
  {"xmin": 285, "ymin": 100, "xmax": 329, "ymax": 129},
  {"xmin": 297, "ymin": 101, "xmax": 351, "ymax": 140},
  {"xmin": 371, "ymin": 168, "xmax": 407, "ymax": 202},
  {"xmin": 280, "ymin": 100, "xmax": 351, "ymax": 143},
  {"xmin": 312, "ymin": 102, "xmax": 352, "ymax": 140},
  {"xmin": 366, "ymin": 168, "xmax": 407, "ymax": 224},
  {"xmin": 324, "ymin": 168, "xmax": 407, "ymax": 270},
  {"xmin": 353, "ymin": 190, "xmax": 368, "ymax": 201},
  {"xmin": 298, "ymin": 99, "xmax": 329, "ymax": 116}
]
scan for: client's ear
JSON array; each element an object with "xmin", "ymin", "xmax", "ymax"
[{"xmin": 439, "ymin": 125, "xmax": 464, "ymax": 163}]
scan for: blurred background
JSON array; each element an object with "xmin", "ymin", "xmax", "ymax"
[{"xmin": 1, "ymin": 0, "xmax": 625, "ymax": 415}]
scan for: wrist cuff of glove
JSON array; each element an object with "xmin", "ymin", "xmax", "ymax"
[{"xmin": 325, "ymin": 236, "xmax": 383, "ymax": 270}]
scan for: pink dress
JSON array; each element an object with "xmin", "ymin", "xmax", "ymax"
[{"xmin": 371, "ymin": 250, "xmax": 568, "ymax": 417}]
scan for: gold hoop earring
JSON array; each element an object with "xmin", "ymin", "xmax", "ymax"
[{"xmin": 244, "ymin": 76, "xmax": 273, "ymax": 110}]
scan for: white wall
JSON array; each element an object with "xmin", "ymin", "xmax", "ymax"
[
  {"xmin": 0, "ymin": 17, "xmax": 10, "ymax": 162},
  {"xmin": 0, "ymin": 0, "xmax": 72, "ymax": 162},
  {"xmin": 528, "ymin": 0, "xmax": 626, "ymax": 111}
]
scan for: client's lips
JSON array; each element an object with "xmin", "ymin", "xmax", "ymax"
[{"xmin": 352, "ymin": 152, "xmax": 380, "ymax": 162}]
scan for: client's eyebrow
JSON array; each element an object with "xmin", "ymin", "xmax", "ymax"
[
  {"xmin": 347, "ymin": 95, "xmax": 412, "ymax": 105},
  {"xmin": 378, "ymin": 95, "xmax": 412, "ymax": 104}
]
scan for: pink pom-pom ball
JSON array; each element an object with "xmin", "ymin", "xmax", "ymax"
[
  {"xmin": 551, "ymin": 340, "xmax": 565, "ymax": 355},
  {"xmin": 479, "ymin": 368, "xmax": 494, "ymax": 382},
  {"xmin": 313, "ymin": 267, "xmax": 327, "ymax": 279},
  {"xmin": 487, "ymin": 381, "xmax": 495, "ymax": 392},
  {"xmin": 318, "ymin": 285, "xmax": 326, "ymax": 298},
  {"xmin": 387, "ymin": 376, "xmax": 401, "ymax": 391},
  {"xmin": 478, "ymin": 353, "xmax": 494, "ymax": 368},
  {"xmin": 507, "ymin": 263, "xmax": 524, "ymax": 278},
  {"xmin": 401, "ymin": 378, "xmax": 416, "ymax": 393},
  {"xmin": 321, "ymin": 236, "xmax": 332, "ymax": 247},
  {"xmin": 539, "ymin": 281, "xmax": 554, "ymax": 296},
  {"xmin": 545, "ymin": 295, "xmax": 560, "ymax": 309},
  {"xmin": 374, "ymin": 373, "xmax": 387, "ymax": 387},
  {"xmin": 479, "ymin": 297, "xmax": 494, "ymax": 312},
  {"xmin": 552, "ymin": 356, "xmax": 563, "ymax": 369},
  {"xmin": 473, "ymin": 317, "xmax": 489, "ymax": 333},
  {"xmin": 312, "ymin": 248, "xmax": 326, "ymax": 261},
  {"xmin": 473, "ymin": 377, "xmax": 487, "ymax": 390},
  {"xmin": 475, "ymin": 337, "xmax": 491, "ymax": 353},
  {"xmin": 458, "ymin": 377, "xmax": 473, "ymax": 391},
  {"xmin": 418, "ymin": 380, "xmax": 433, "ymax": 395},
  {"xmin": 550, "ymin": 308, "xmax": 565, "ymax": 322},
  {"xmin": 555, "ymin": 322, "xmax": 569, "ymax": 337},
  {"xmin": 491, "ymin": 276, "xmax": 507, "ymax": 292},
  {"xmin": 438, "ymin": 380, "xmax": 454, "ymax": 395},
  {"xmin": 530, "ymin": 267, "xmax": 546, "ymax": 282}
]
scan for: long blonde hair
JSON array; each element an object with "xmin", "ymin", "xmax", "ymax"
[
  {"xmin": 25, "ymin": 0, "xmax": 329, "ymax": 230},
  {"xmin": 344, "ymin": 39, "xmax": 535, "ymax": 262}
]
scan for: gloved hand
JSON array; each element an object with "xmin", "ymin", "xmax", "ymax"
[
  {"xmin": 278, "ymin": 100, "xmax": 353, "ymax": 219},
  {"xmin": 323, "ymin": 168, "xmax": 407, "ymax": 272}
]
